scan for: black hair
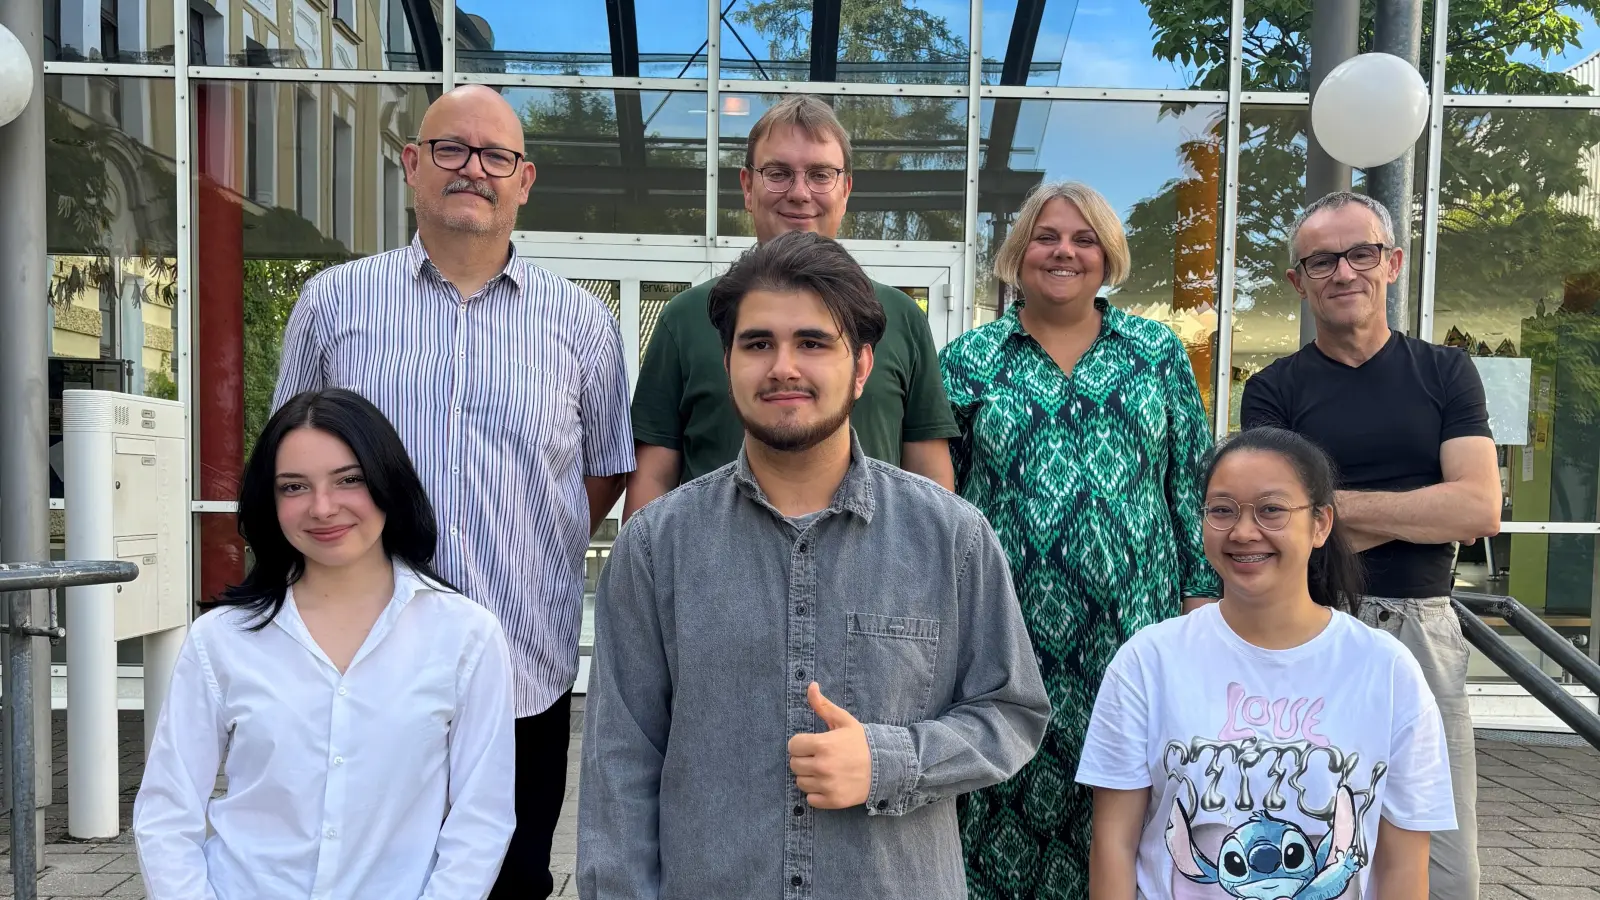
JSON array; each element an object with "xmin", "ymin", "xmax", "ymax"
[
  {"xmin": 212, "ymin": 388, "xmax": 458, "ymax": 629},
  {"xmin": 707, "ymin": 230, "xmax": 887, "ymax": 357},
  {"xmin": 1204, "ymin": 427, "xmax": 1365, "ymax": 613}
]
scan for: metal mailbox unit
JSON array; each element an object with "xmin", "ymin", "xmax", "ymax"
[{"xmin": 62, "ymin": 389, "xmax": 190, "ymax": 839}]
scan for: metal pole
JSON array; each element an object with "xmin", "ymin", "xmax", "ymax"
[
  {"xmin": 0, "ymin": 0, "xmax": 54, "ymax": 881},
  {"xmin": 1370, "ymin": 0, "xmax": 1424, "ymax": 335},
  {"xmin": 1302, "ymin": 0, "xmax": 1360, "ymax": 347}
]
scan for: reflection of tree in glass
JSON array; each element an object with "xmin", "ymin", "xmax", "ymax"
[
  {"xmin": 518, "ymin": 86, "xmax": 967, "ymax": 241},
  {"xmin": 1129, "ymin": 0, "xmax": 1600, "ymax": 362},
  {"xmin": 517, "ymin": 89, "xmax": 707, "ymax": 235},
  {"xmin": 241, "ymin": 259, "xmax": 338, "ymax": 463},
  {"xmin": 728, "ymin": 0, "xmax": 966, "ymax": 83},
  {"xmin": 45, "ymin": 96, "xmax": 179, "ymax": 309}
]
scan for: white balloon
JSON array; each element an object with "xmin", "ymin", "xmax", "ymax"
[
  {"xmin": 0, "ymin": 23, "xmax": 33, "ymax": 130},
  {"xmin": 1311, "ymin": 52, "xmax": 1429, "ymax": 169}
]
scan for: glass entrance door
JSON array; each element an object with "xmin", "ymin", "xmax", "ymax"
[{"xmin": 517, "ymin": 235, "xmax": 967, "ymax": 693}]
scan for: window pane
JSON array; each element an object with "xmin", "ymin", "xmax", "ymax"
[
  {"xmin": 1433, "ymin": 107, "xmax": 1600, "ymax": 531},
  {"xmin": 1448, "ymin": 3, "xmax": 1597, "ymax": 95},
  {"xmin": 456, "ymin": 0, "xmax": 708, "ymax": 77},
  {"xmin": 976, "ymin": 98, "xmax": 1225, "ymax": 417},
  {"xmin": 718, "ymin": 93, "xmax": 967, "ymax": 241},
  {"xmin": 513, "ymin": 88, "xmax": 707, "ymax": 235},
  {"xmin": 185, "ymin": 0, "xmax": 441, "ymax": 69},
  {"xmin": 191, "ymin": 80, "xmax": 432, "ymax": 500},
  {"xmin": 1228, "ymin": 104, "xmax": 1428, "ymax": 429},
  {"xmin": 43, "ymin": 0, "xmax": 172, "ymax": 63},
  {"xmin": 45, "ymin": 75, "xmax": 179, "ymax": 491},
  {"xmin": 720, "ymin": 0, "xmax": 971, "ymax": 85},
  {"xmin": 982, "ymin": 0, "xmax": 1217, "ymax": 89}
]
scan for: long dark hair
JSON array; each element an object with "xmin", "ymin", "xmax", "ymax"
[
  {"xmin": 1204, "ymin": 427, "xmax": 1365, "ymax": 612},
  {"xmin": 213, "ymin": 388, "xmax": 457, "ymax": 629}
]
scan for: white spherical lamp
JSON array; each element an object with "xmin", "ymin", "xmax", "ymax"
[
  {"xmin": 0, "ymin": 22, "xmax": 34, "ymax": 129},
  {"xmin": 1311, "ymin": 52, "xmax": 1429, "ymax": 169}
]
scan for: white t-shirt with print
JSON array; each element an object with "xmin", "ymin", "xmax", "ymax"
[{"xmin": 1075, "ymin": 602, "xmax": 1455, "ymax": 900}]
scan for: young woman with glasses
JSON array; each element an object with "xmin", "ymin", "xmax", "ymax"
[
  {"xmin": 1076, "ymin": 426, "xmax": 1456, "ymax": 900},
  {"xmin": 133, "ymin": 388, "xmax": 516, "ymax": 899}
]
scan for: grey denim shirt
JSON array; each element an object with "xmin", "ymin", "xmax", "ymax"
[{"xmin": 578, "ymin": 432, "xmax": 1051, "ymax": 900}]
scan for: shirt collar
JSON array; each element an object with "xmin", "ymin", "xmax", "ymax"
[
  {"xmin": 278, "ymin": 560, "xmax": 433, "ymax": 670},
  {"xmin": 1003, "ymin": 295, "xmax": 1134, "ymax": 341},
  {"xmin": 732, "ymin": 429, "xmax": 877, "ymax": 524},
  {"xmin": 406, "ymin": 232, "xmax": 528, "ymax": 292}
]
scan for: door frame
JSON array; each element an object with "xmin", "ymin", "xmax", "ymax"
[{"xmin": 513, "ymin": 232, "xmax": 971, "ymax": 351}]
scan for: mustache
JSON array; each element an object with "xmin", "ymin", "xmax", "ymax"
[{"xmin": 443, "ymin": 178, "xmax": 497, "ymax": 204}]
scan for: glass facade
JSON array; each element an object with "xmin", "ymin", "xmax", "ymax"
[{"xmin": 30, "ymin": 0, "xmax": 1600, "ymax": 683}]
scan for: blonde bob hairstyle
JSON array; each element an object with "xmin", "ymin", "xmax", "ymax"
[{"xmin": 993, "ymin": 181, "xmax": 1130, "ymax": 290}]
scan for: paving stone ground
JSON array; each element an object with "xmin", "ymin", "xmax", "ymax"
[{"xmin": 0, "ymin": 707, "xmax": 1594, "ymax": 897}]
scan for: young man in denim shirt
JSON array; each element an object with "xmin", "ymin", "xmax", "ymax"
[{"xmin": 578, "ymin": 231, "xmax": 1051, "ymax": 900}]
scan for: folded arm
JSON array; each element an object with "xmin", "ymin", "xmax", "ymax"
[{"xmin": 1337, "ymin": 436, "xmax": 1501, "ymax": 548}]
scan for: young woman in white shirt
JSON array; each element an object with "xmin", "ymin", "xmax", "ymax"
[
  {"xmin": 134, "ymin": 388, "xmax": 516, "ymax": 900},
  {"xmin": 1077, "ymin": 426, "xmax": 1456, "ymax": 900}
]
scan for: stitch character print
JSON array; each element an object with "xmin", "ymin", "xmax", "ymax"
[{"xmin": 1159, "ymin": 683, "xmax": 1380, "ymax": 900}]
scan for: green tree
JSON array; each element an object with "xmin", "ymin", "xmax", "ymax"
[
  {"xmin": 1121, "ymin": 1, "xmax": 1600, "ymax": 335},
  {"xmin": 241, "ymin": 259, "xmax": 336, "ymax": 462},
  {"xmin": 728, "ymin": 0, "xmax": 966, "ymax": 83}
]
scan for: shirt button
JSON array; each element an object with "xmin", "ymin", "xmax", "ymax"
[
  {"xmin": 791, "ymin": 876, "xmax": 803, "ymax": 887},
  {"xmin": 337, "ymin": 685, "xmax": 348, "ymax": 696},
  {"xmin": 326, "ymin": 827, "xmax": 337, "ymax": 839},
  {"xmin": 450, "ymin": 526, "xmax": 459, "ymax": 536},
  {"xmin": 876, "ymin": 800, "xmax": 888, "ymax": 810},
  {"xmin": 795, "ymin": 604, "xmax": 806, "ymax": 616},
  {"xmin": 333, "ymin": 756, "xmax": 344, "ymax": 766},
  {"xmin": 795, "ymin": 669, "xmax": 805, "ymax": 681},
  {"xmin": 798, "ymin": 542, "xmax": 808, "ymax": 552},
  {"xmin": 452, "ymin": 466, "xmax": 460, "ymax": 474},
  {"xmin": 792, "ymin": 804, "xmax": 804, "ymax": 816}
]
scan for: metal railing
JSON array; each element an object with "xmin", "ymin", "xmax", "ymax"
[
  {"xmin": 1452, "ymin": 590, "xmax": 1600, "ymax": 750},
  {"xmin": 0, "ymin": 561, "xmax": 138, "ymax": 900}
]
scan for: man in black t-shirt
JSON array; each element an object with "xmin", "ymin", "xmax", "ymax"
[{"xmin": 1241, "ymin": 191, "xmax": 1501, "ymax": 900}]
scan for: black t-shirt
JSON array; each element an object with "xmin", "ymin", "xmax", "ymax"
[{"xmin": 1239, "ymin": 331, "xmax": 1493, "ymax": 598}]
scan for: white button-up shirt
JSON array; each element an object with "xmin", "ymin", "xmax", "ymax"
[{"xmin": 133, "ymin": 565, "xmax": 516, "ymax": 900}]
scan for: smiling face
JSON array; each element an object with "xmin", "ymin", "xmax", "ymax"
[
  {"xmin": 1017, "ymin": 196, "xmax": 1106, "ymax": 310},
  {"xmin": 740, "ymin": 124, "xmax": 852, "ymax": 244},
  {"xmin": 403, "ymin": 85, "xmax": 536, "ymax": 239},
  {"xmin": 275, "ymin": 426, "xmax": 388, "ymax": 573},
  {"xmin": 1203, "ymin": 449, "xmax": 1332, "ymax": 603},
  {"xmin": 1286, "ymin": 203, "xmax": 1401, "ymax": 337},
  {"xmin": 725, "ymin": 286, "xmax": 872, "ymax": 453}
]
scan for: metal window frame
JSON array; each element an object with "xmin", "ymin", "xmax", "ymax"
[
  {"xmin": 86, "ymin": 0, "xmax": 1595, "ymax": 629},
  {"xmin": 1417, "ymin": 0, "xmax": 1450, "ymax": 344},
  {"xmin": 1212, "ymin": 0, "xmax": 1246, "ymax": 438}
]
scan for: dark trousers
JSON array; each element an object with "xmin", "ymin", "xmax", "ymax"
[{"xmin": 489, "ymin": 691, "xmax": 573, "ymax": 900}]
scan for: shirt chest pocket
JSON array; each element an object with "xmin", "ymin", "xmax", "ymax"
[{"xmin": 843, "ymin": 612, "xmax": 941, "ymax": 728}]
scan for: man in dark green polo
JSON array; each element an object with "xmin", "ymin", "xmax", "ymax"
[{"xmin": 624, "ymin": 96, "xmax": 958, "ymax": 519}]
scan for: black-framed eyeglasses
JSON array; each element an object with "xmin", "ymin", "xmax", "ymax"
[
  {"xmin": 1201, "ymin": 499, "xmax": 1315, "ymax": 532},
  {"xmin": 423, "ymin": 139, "xmax": 524, "ymax": 178},
  {"xmin": 1295, "ymin": 242, "xmax": 1389, "ymax": 280},
  {"xmin": 749, "ymin": 165, "xmax": 845, "ymax": 193}
]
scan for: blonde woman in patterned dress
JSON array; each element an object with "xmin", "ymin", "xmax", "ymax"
[{"xmin": 941, "ymin": 181, "xmax": 1221, "ymax": 899}]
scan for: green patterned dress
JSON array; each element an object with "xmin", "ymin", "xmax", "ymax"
[{"xmin": 940, "ymin": 299, "xmax": 1221, "ymax": 898}]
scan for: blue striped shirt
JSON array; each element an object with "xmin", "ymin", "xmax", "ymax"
[{"xmin": 272, "ymin": 234, "xmax": 635, "ymax": 717}]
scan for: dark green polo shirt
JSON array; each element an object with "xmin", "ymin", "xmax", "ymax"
[{"xmin": 631, "ymin": 278, "xmax": 960, "ymax": 483}]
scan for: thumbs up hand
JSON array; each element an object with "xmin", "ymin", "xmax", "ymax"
[{"xmin": 787, "ymin": 682, "xmax": 871, "ymax": 809}]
